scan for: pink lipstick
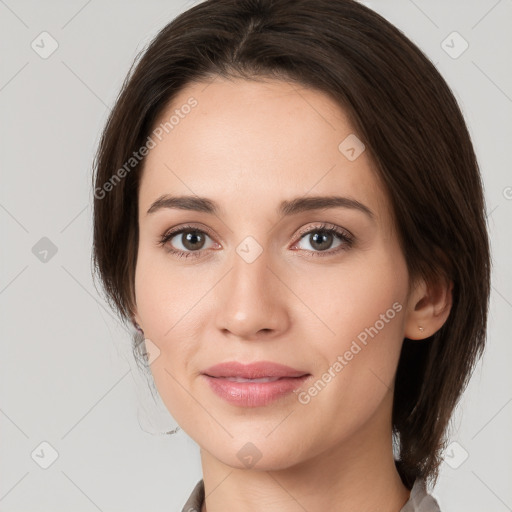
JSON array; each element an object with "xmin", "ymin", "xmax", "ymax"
[{"xmin": 201, "ymin": 361, "xmax": 311, "ymax": 407}]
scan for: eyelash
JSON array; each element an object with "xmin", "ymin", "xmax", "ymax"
[{"xmin": 157, "ymin": 223, "xmax": 355, "ymax": 260}]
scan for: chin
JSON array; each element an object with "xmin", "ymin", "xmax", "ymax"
[{"xmin": 205, "ymin": 436, "xmax": 307, "ymax": 472}]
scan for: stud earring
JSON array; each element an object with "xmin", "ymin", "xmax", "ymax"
[{"xmin": 418, "ymin": 326, "xmax": 424, "ymax": 332}]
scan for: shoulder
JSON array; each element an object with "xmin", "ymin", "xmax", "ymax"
[
  {"xmin": 400, "ymin": 478, "xmax": 441, "ymax": 512},
  {"xmin": 181, "ymin": 477, "xmax": 441, "ymax": 511},
  {"xmin": 181, "ymin": 479, "xmax": 204, "ymax": 512}
]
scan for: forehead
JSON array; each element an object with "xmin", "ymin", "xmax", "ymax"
[{"xmin": 139, "ymin": 77, "xmax": 390, "ymax": 225}]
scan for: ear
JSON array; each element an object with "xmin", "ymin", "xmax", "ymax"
[
  {"xmin": 131, "ymin": 308, "xmax": 143, "ymax": 332},
  {"xmin": 404, "ymin": 274, "xmax": 453, "ymax": 340}
]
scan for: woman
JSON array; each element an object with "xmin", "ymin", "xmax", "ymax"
[{"xmin": 92, "ymin": 1, "xmax": 490, "ymax": 510}]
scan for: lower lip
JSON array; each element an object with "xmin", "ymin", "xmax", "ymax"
[{"xmin": 202, "ymin": 375, "xmax": 310, "ymax": 407}]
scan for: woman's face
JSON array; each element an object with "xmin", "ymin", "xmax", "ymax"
[{"xmin": 134, "ymin": 77, "xmax": 417, "ymax": 469}]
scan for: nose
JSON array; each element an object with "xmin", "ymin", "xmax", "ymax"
[{"xmin": 213, "ymin": 245, "xmax": 291, "ymax": 340}]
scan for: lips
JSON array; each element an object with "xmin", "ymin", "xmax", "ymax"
[
  {"xmin": 201, "ymin": 361, "xmax": 311, "ymax": 407},
  {"xmin": 202, "ymin": 360, "xmax": 309, "ymax": 379}
]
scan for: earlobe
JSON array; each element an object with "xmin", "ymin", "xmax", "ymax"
[{"xmin": 404, "ymin": 276, "xmax": 453, "ymax": 340}]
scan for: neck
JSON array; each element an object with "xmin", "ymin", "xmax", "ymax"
[{"xmin": 199, "ymin": 398, "xmax": 410, "ymax": 512}]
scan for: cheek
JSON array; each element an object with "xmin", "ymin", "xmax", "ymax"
[
  {"xmin": 282, "ymin": 277, "xmax": 407, "ymax": 457},
  {"xmin": 291, "ymin": 248, "xmax": 408, "ymax": 407},
  {"xmin": 290, "ymin": 248, "xmax": 408, "ymax": 348},
  {"xmin": 134, "ymin": 256, "xmax": 199, "ymax": 428},
  {"xmin": 134, "ymin": 251, "xmax": 191, "ymax": 378},
  {"xmin": 134, "ymin": 247, "xmax": 221, "ymax": 412},
  {"xmin": 134, "ymin": 247, "xmax": 206, "ymax": 337}
]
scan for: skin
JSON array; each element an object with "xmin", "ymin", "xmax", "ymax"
[{"xmin": 133, "ymin": 77, "xmax": 452, "ymax": 512}]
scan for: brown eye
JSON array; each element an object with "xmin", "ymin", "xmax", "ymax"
[
  {"xmin": 292, "ymin": 224, "xmax": 354, "ymax": 256},
  {"xmin": 158, "ymin": 226, "xmax": 217, "ymax": 259},
  {"xmin": 306, "ymin": 231, "xmax": 336, "ymax": 251},
  {"xmin": 178, "ymin": 230, "xmax": 207, "ymax": 251}
]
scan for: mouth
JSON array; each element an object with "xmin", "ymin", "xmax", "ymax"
[
  {"xmin": 202, "ymin": 360, "xmax": 309, "ymax": 379},
  {"xmin": 201, "ymin": 361, "xmax": 311, "ymax": 407},
  {"xmin": 211, "ymin": 376, "xmax": 293, "ymax": 383}
]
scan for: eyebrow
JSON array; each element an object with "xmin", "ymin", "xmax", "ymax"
[{"xmin": 146, "ymin": 194, "xmax": 374, "ymax": 220}]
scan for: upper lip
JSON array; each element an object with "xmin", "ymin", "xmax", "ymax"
[{"xmin": 202, "ymin": 361, "xmax": 309, "ymax": 379}]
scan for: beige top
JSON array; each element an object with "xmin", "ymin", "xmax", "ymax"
[{"xmin": 181, "ymin": 478, "xmax": 441, "ymax": 511}]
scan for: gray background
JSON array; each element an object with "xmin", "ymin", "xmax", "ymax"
[{"xmin": 1, "ymin": 0, "xmax": 511, "ymax": 510}]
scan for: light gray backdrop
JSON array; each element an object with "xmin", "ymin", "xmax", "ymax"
[{"xmin": 1, "ymin": 0, "xmax": 511, "ymax": 511}]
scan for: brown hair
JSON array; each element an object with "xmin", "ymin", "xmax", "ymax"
[{"xmin": 92, "ymin": 0, "xmax": 491, "ymax": 488}]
